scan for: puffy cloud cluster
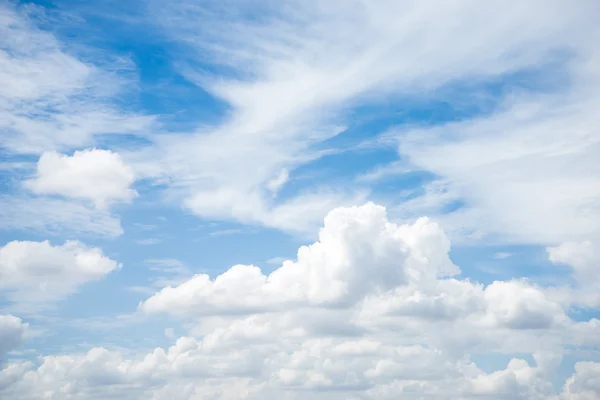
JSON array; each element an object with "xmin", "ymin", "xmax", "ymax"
[
  {"xmin": 141, "ymin": 203, "xmax": 567, "ymax": 334},
  {"xmin": 0, "ymin": 337, "xmax": 556, "ymax": 399},
  {"xmin": 0, "ymin": 329, "xmax": 597, "ymax": 399},
  {"xmin": 1, "ymin": 0, "xmax": 598, "ymax": 397},
  {"xmin": 140, "ymin": 205, "xmax": 458, "ymax": 315},
  {"xmin": 1, "ymin": 203, "xmax": 599, "ymax": 399},
  {"xmin": 0, "ymin": 240, "xmax": 121, "ymax": 307},
  {"xmin": 562, "ymin": 362, "xmax": 600, "ymax": 400},
  {"xmin": 26, "ymin": 149, "xmax": 137, "ymax": 209}
]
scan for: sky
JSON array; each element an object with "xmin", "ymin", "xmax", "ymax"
[{"xmin": 1, "ymin": 0, "xmax": 600, "ymax": 399}]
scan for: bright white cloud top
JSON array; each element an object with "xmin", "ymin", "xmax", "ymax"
[
  {"xmin": 26, "ymin": 149, "xmax": 137, "ymax": 208},
  {"xmin": 1, "ymin": 0, "xmax": 599, "ymax": 399}
]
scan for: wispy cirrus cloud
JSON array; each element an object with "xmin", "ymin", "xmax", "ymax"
[
  {"xmin": 0, "ymin": 3, "xmax": 155, "ymax": 155},
  {"xmin": 122, "ymin": 0, "xmax": 598, "ymax": 237},
  {"xmin": 390, "ymin": 67, "xmax": 600, "ymax": 245},
  {"xmin": 0, "ymin": 3, "xmax": 153, "ymax": 237}
]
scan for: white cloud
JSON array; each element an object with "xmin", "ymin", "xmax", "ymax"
[
  {"xmin": 483, "ymin": 280, "xmax": 567, "ymax": 330},
  {"xmin": 562, "ymin": 362, "xmax": 600, "ymax": 400},
  {"xmin": 0, "ymin": 331, "xmax": 587, "ymax": 399},
  {"xmin": 548, "ymin": 241, "xmax": 599, "ymax": 279},
  {"xmin": 266, "ymin": 256, "xmax": 288, "ymax": 265},
  {"xmin": 466, "ymin": 358, "xmax": 554, "ymax": 399},
  {"xmin": 2, "ymin": 203, "xmax": 600, "ymax": 398},
  {"xmin": 0, "ymin": 315, "xmax": 28, "ymax": 359},
  {"xmin": 0, "ymin": 2, "xmax": 152, "ymax": 238},
  {"xmin": 138, "ymin": 204, "xmax": 580, "ymax": 359},
  {"xmin": 0, "ymin": 3, "xmax": 154, "ymax": 155},
  {"xmin": 392, "ymin": 84, "xmax": 600, "ymax": 245},
  {"xmin": 142, "ymin": 204, "xmax": 572, "ymax": 341},
  {"xmin": 26, "ymin": 149, "xmax": 137, "ymax": 208},
  {"xmin": 547, "ymin": 241, "xmax": 600, "ymax": 308},
  {"xmin": 384, "ymin": 4, "xmax": 600, "ymax": 246},
  {"xmin": 125, "ymin": 0, "xmax": 598, "ymax": 233},
  {"xmin": 266, "ymin": 169, "xmax": 289, "ymax": 196},
  {"xmin": 139, "ymin": 203, "xmax": 459, "ymax": 315},
  {"xmin": 0, "ymin": 240, "xmax": 121, "ymax": 308},
  {"xmin": 0, "ymin": 195, "xmax": 123, "ymax": 237},
  {"xmin": 1, "ymin": 1, "xmax": 599, "ymax": 399}
]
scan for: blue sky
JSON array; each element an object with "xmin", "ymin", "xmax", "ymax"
[{"xmin": 1, "ymin": 1, "xmax": 600, "ymax": 399}]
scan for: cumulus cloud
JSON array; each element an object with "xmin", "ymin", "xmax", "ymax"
[
  {"xmin": 1, "ymin": 0, "xmax": 599, "ymax": 398},
  {"xmin": 140, "ymin": 203, "xmax": 459, "ymax": 315},
  {"xmin": 0, "ymin": 330, "xmax": 593, "ymax": 399},
  {"xmin": 0, "ymin": 315, "xmax": 28, "ymax": 360},
  {"xmin": 562, "ymin": 362, "xmax": 600, "ymax": 400},
  {"xmin": 26, "ymin": 149, "xmax": 137, "ymax": 208},
  {"xmin": 546, "ymin": 241, "xmax": 600, "ymax": 308},
  {"xmin": 2, "ymin": 203, "xmax": 600, "ymax": 398},
  {"xmin": 141, "ymin": 204, "xmax": 567, "ymax": 337},
  {"xmin": 0, "ymin": 2, "xmax": 151, "ymax": 236},
  {"xmin": 483, "ymin": 280, "xmax": 567, "ymax": 330},
  {"xmin": 548, "ymin": 241, "xmax": 599, "ymax": 280},
  {"xmin": 0, "ymin": 240, "xmax": 121, "ymax": 307},
  {"xmin": 466, "ymin": 358, "xmax": 554, "ymax": 399}
]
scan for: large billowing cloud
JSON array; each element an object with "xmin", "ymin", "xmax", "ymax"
[
  {"xmin": 139, "ymin": 204, "xmax": 568, "ymax": 336},
  {"xmin": 139, "ymin": 204, "xmax": 459, "ymax": 315},
  {"xmin": 2, "ymin": 203, "xmax": 597, "ymax": 399}
]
